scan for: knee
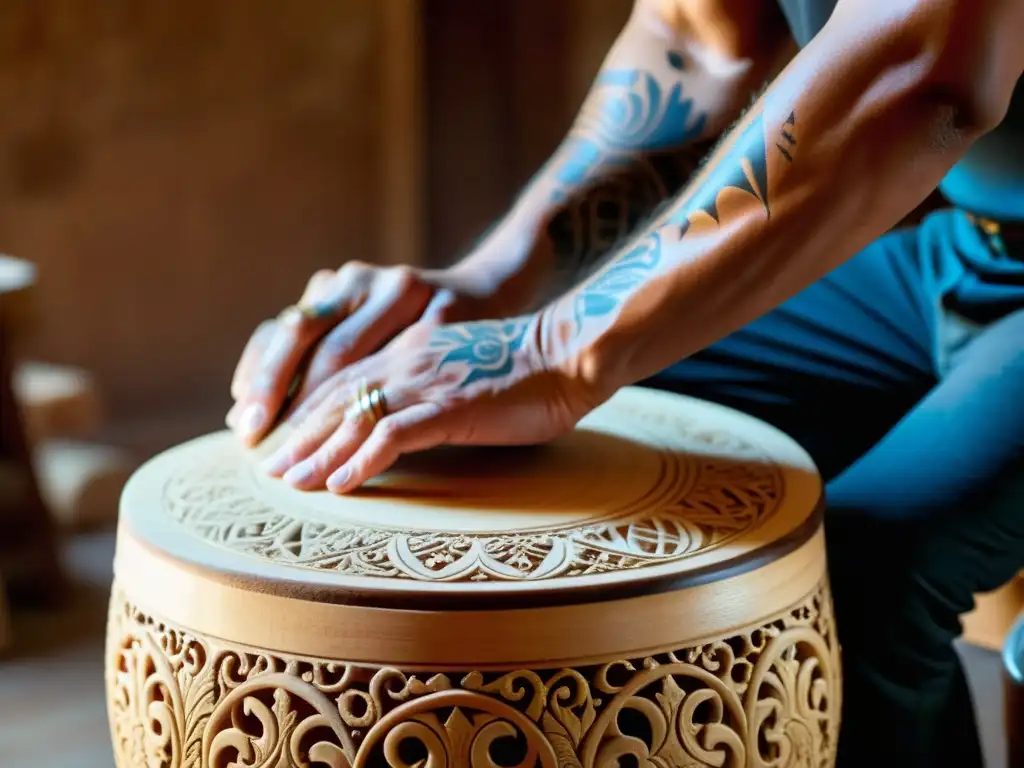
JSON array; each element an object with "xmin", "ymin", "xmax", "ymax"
[{"xmin": 825, "ymin": 467, "xmax": 1024, "ymax": 669}]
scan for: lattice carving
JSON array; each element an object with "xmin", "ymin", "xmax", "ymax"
[
  {"xmin": 106, "ymin": 579, "xmax": 840, "ymax": 767},
  {"xmin": 158, "ymin": 422, "xmax": 784, "ymax": 582}
]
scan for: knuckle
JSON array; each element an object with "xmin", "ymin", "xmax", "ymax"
[
  {"xmin": 338, "ymin": 260, "xmax": 367, "ymax": 277},
  {"xmin": 308, "ymin": 269, "xmax": 336, "ymax": 287},
  {"xmin": 387, "ymin": 265, "xmax": 422, "ymax": 293},
  {"xmin": 255, "ymin": 319, "xmax": 278, "ymax": 337}
]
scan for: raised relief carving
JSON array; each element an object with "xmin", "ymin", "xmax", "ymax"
[
  {"xmin": 159, "ymin": 423, "xmax": 784, "ymax": 582},
  {"xmin": 106, "ymin": 579, "xmax": 840, "ymax": 767}
]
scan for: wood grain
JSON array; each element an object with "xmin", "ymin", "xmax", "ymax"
[{"xmin": 0, "ymin": 1, "xmax": 419, "ymax": 422}]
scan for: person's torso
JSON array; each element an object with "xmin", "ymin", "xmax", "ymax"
[{"xmin": 775, "ymin": 0, "xmax": 1024, "ymax": 222}]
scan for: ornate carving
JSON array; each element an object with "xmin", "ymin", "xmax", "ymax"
[
  {"xmin": 106, "ymin": 579, "xmax": 840, "ymax": 767},
  {"xmin": 158, "ymin": 423, "xmax": 784, "ymax": 582}
]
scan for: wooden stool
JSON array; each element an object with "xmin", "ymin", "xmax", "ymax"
[
  {"xmin": 105, "ymin": 387, "xmax": 838, "ymax": 767},
  {"xmin": 1007, "ymin": 611, "xmax": 1024, "ymax": 768},
  {"xmin": 14, "ymin": 361, "xmax": 103, "ymax": 444}
]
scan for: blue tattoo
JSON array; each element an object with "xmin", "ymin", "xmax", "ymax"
[
  {"xmin": 568, "ymin": 108, "xmax": 798, "ymax": 335},
  {"xmin": 543, "ymin": 52, "xmax": 711, "ymax": 274},
  {"xmin": 547, "ymin": 148, "xmax": 699, "ymax": 274},
  {"xmin": 573, "ymin": 232, "xmax": 663, "ymax": 325},
  {"xmin": 590, "ymin": 69, "xmax": 707, "ymax": 150},
  {"xmin": 432, "ymin": 320, "xmax": 530, "ymax": 387},
  {"xmin": 552, "ymin": 52, "xmax": 708, "ymax": 192},
  {"xmin": 667, "ymin": 114, "xmax": 772, "ymax": 232},
  {"xmin": 553, "ymin": 138, "xmax": 606, "ymax": 189}
]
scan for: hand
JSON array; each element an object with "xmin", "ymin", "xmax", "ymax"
[
  {"xmin": 259, "ymin": 312, "xmax": 596, "ymax": 494},
  {"xmin": 227, "ymin": 262, "xmax": 506, "ymax": 446}
]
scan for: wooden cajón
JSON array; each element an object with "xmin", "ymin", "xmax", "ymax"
[{"xmin": 105, "ymin": 386, "xmax": 839, "ymax": 767}]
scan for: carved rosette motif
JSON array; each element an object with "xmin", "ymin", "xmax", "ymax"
[
  {"xmin": 159, "ymin": 422, "xmax": 784, "ymax": 583},
  {"xmin": 106, "ymin": 578, "xmax": 841, "ymax": 768}
]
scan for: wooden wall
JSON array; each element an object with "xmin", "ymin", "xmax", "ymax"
[
  {"xmin": 0, "ymin": 0, "xmax": 420, "ymax": 423},
  {"xmin": 0, "ymin": 0, "xmax": 627, "ymax": 430},
  {"xmin": 424, "ymin": 0, "xmax": 631, "ymax": 262}
]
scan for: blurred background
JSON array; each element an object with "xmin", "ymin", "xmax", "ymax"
[
  {"xmin": 0, "ymin": 2, "xmax": 1018, "ymax": 766},
  {"xmin": 3, "ymin": 0, "xmax": 634, "ymax": 446}
]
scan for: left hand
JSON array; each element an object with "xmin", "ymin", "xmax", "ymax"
[{"xmin": 259, "ymin": 312, "xmax": 595, "ymax": 493}]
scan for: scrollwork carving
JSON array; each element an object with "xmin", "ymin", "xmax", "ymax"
[
  {"xmin": 158, "ymin": 427, "xmax": 783, "ymax": 583},
  {"xmin": 106, "ymin": 579, "xmax": 840, "ymax": 767}
]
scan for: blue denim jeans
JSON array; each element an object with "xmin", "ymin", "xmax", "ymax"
[{"xmin": 646, "ymin": 209, "xmax": 1024, "ymax": 767}]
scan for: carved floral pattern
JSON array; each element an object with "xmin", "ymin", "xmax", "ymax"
[
  {"xmin": 106, "ymin": 579, "xmax": 840, "ymax": 768},
  {"xmin": 159, "ymin": 420, "xmax": 784, "ymax": 582}
]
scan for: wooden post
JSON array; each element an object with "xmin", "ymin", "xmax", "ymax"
[{"xmin": 0, "ymin": 256, "xmax": 65, "ymax": 607}]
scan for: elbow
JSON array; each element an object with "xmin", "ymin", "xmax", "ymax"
[
  {"xmin": 917, "ymin": 70, "xmax": 1012, "ymax": 140},
  {"xmin": 910, "ymin": 78, "xmax": 1009, "ymax": 153},
  {"xmin": 910, "ymin": 0, "xmax": 1020, "ymax": 136}
]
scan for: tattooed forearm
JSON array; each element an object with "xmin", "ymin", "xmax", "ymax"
[
  {"xmin": 666, "ymin": 110, "xmax": 798, "ymax": 234},
  {"xmin": 541, "ymin": 51, "xmax": 713, "ymax": 279},
  {"xmin": 559, "ymin": 51, "xmax": 708, "ymax": 176},
  {"xmin": 573, "ymin": 231, "xmax": 664, "ymax": 326},
  {"xmin": 568, "ymin": 107, "xmax": 799, "ymax": 333},
  {"xmin": 430, "ymin": 319, "xmax": 531, "ymax": 387},
  {"xmin": 545, "ymin": 146, "xmax": 707, "ymax": 279}
]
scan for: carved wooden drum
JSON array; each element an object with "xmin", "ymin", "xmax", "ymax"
[{"xmin": 106, "ymin": 387, "xmax": 840, "ymax": 767}]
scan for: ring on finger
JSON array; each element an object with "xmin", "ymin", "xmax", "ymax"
[
  {"xmin": 353, "ymin": 380, "xmax": 388, "ymax": 427},
  {"xmin": 277, "ymin": 302, "xmax": 337, "ymax": 326}
]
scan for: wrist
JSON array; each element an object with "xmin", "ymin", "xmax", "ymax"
[
  {"xmin": 443, "ymin": 205, "xmax": 557, "ymax": 316},
  {"xmin": 535, "ymin": 296, "xmax": 633, "ymax": 413}
]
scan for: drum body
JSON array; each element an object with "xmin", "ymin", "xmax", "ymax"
[{"xmin": 105, "ymin": 387, "xmax": 840, "ymax": 767}]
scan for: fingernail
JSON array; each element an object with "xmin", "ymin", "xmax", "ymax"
[
  {"xmin": 326, "ymin": 467, "xmax": 352, "ymax": 493},
  {"xmin": 237, "ymin": 403, "xmax": 267, "ymax": 439},
  {"xmin": 283, "ymin": 460, "xmax": 314, "ymax": 487}
]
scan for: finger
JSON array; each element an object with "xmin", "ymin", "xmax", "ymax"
[
  {"xmin": 230, "ymin": 320, "xmax": 278, "ymax": 400},
  {"xmin": 294, "ymin": 280, "xmax": 430, "ymax": 404},
  {"xmin": 280, "ymin": 403, "xmax": 376, "ymax": 490},
  {"xmin": 230, "ymin": 270, "xmax": 334, "ymax": 403},
  {"xmin": 299, "ymin": 269, "xmax": 338, "ymax": 306},
  {"xmin": 286, "ymin": 359, "xmax": 370, "ymax": 428},
  {"xmin": 226, "ymin": 400, "xmax": 243, "ymax": 429},
  {"xmin": 327, "ymin": 403, "xmax": 444, "ymax": 494},
  {"xmin": 261, "ymin": 387, "xmax": 355, "ymax": 478},
  {"xmin": 234, "ymin": 288, "xmax": 359, "ymax": 446}
]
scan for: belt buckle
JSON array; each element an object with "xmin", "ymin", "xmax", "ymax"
[{"xmin": 968, "ymin": 213, "xmax": 1008, "ymax": 255}]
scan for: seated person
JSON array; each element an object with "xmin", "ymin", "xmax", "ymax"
[{"xmin": 227, "ymin": 0, "xmax": 1024, "ymax": 764}]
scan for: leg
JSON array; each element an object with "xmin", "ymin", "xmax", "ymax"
[
  {"xmin": 645, "ymin": 222, "xmax": 940, "ymax": 481},
  {"xmin": 825, "ymin": 309, "xmax": 1024, "ymax": 768},
  {"xmin": 645, "ymin": 210, "xmax": 1022, "ymax": 765}
]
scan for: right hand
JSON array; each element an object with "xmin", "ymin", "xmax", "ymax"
[{"xmin": 226, "ymin": 262, "xmax": 501, "ymax": 446}]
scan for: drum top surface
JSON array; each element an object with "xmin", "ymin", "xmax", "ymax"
[{"xmin": 117, "ymin": 387, "xmax": 822, "ymax": 607}]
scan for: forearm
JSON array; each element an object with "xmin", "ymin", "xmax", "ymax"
[
  {"xmin": 548, "ymin": 0, "xmax": 1023, "ymax": 395},
  {"xmin": 449, "ymin": 0, "xmax": 792, "ymax": 310}
]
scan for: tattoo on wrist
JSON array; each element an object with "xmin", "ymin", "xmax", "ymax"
[{"xmin": 431, "ymin": 319, "xmax": 531, "ymax": 387}]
